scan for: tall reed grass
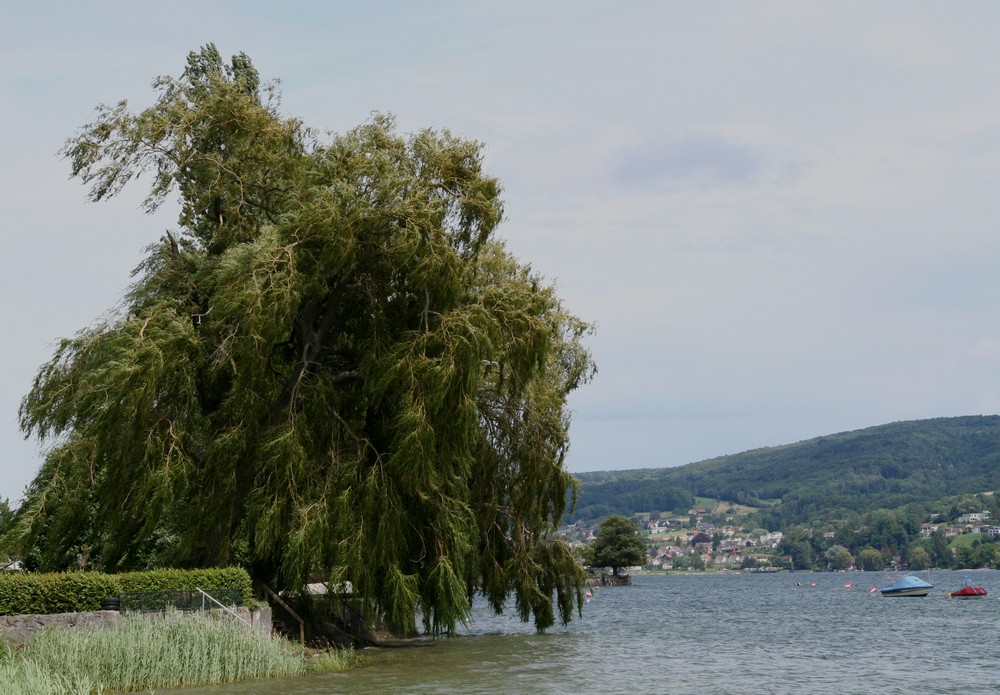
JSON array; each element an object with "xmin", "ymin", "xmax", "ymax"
[
  {"xmin": 0, "ymin": 654, "xmax": 101, "ymax": 695},
  {"xmin": 3, "ymin": 610, "xmax": 310, "ymax": 694}
]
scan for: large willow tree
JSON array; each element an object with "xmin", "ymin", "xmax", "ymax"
[{"xmin": 12, "ymin": 45, "xmax": 594, "ymax": 634}]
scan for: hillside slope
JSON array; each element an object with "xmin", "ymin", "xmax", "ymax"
[{"xmin": 568, "ymin": 415, "xmax": 1000, "ymax": 524}]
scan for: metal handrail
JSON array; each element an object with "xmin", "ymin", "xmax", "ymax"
[
  {"xmin": 262, "ymin": 584, "xmax": 305, "ymax": 646},
  {"xmin": 195, "ymin": 587, "xmax": 252, "ymax": 627}
]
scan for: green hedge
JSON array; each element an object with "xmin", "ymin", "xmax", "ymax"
[{"xmin": 0, "ymin": 567, "xmax": 253, "ymax": 616}]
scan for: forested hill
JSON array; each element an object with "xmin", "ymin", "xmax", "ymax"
[{"xmin": 567, "ymin": 415, "xmax": 1000, "ymax": 526}]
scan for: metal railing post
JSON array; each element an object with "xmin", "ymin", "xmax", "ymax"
[
  {"xmin": 194, "ymin": 588, "xmax": 252, "ymax": 627},
  {"xmin": 262, "ymin": 584, "xmax": 306, "ymax": 646}
]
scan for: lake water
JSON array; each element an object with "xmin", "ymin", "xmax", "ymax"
[{"xmin": 173, "ymin": 571, "xmax": 1000, "ymax": 694}]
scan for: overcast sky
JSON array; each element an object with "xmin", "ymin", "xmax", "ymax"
[{"xmin": 4, "ymin": 1, "xmax": 1000, "ymax": 500}]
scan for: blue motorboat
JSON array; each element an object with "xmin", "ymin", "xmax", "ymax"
[{"xmin": 879, "ymin": 574, "xmax": 933, "ymax": 597}]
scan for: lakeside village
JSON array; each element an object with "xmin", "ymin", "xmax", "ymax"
[
  {"xmin": 560, "ymin": 509, "xmax": 787, "ymax": 573},
  {"xmin": 559, "ymin": 508, "xmax": 1000, "ymax": 573}
]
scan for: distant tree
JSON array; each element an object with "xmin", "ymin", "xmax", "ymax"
[
  {"xmin": 857, "ymin": 510, "xmax": 910, "ymax": 557},
  {"xmin": 0, "ymin": 500, "xmax": 13, "ymax": 537},
  {"xmin": 0, "ymin": 499, "xmax": 14, "ymax": 559},
  {"xmin": 931, "ymin": 528, "xmax": 954, "ymax": 569},
  {"xmin": 591, "ymin": 515, "xmax": 647, "ymax": 576},
  {"xmin": 824, "ymin": 545, "xmax": 853, "ymax": 570},
  {"xmin": 955, "ymin": 545, "xmax": 980, "ymax": 569},
  {"xmin": 833, "ymin": 521, "xmax": 859, "ymax": 550},
  {"xmin": 574, "ymin": 544, "xmax": 595, "ymax": 568},
  {"xmin": 780, "ymin": 538, "xmax": 814, "ymax": 570},
  {"xmin": 856, "ymin": 547, "xmax": 883, "ymax": 571},
  {"xmin": 907, "ymin": 546, "xmax": 931, "ymax": 571},
  {"xmin": 976, "ymin": 543, "xmax": 1000, "ymax": 569}
]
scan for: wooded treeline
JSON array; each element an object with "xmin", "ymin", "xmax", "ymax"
[{"xmin": 568, "ymin": 416, "xmax": 1000, "ymax": 527}]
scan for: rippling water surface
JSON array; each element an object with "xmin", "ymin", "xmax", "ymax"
[{"xmin": 174, "ymin": 571, "xmax": 1000, "ymax": 694}]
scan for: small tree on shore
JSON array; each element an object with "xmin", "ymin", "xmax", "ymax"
[
  {"xmin": 856, "ymin": 547, "xmax": 884, "ymax": 571},
  {"xmin": 591, "ymin": 515, "xmax": 647, "ymax": 576},
  {"xmin": 907, "ymin": 546, "xmax": 931, "ymax": 570},
  {"xmin": 824, "ymin": 544, "xmax": 853, "ymax": 570}
]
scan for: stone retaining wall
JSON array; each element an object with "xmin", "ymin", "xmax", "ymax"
[
  {"xmin": 0, "ymin": 606, "xmax": 272, "ymax": 642},
  {"xmin": 0, "ymin": 610, "xmax": 122, "ymax": 642}
]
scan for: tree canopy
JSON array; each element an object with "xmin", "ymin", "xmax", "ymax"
[
  {"xmin": 823, "ymin": 544, "xmax": 853, "ymax": 570},
  {"xmin": 10, "ymin": 45, "xmax": 595, "ymax": 635},
  {"xmin": 590, "ymin": 515, "xmax": 647, "ymax": 575}
]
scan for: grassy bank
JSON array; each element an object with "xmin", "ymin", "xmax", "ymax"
[{"xmin": 0, "ymin": 611, "xmax": 357, "ymax": 694}]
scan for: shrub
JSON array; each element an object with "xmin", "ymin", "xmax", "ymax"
[{"xmin": 0, "ymin": 567, "xmax": 253, "ymax": 616}]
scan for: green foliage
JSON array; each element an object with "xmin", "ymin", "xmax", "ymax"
[
  {"xmin": 10, "ymin": 44, "xmax": 594, "ymax": 635},
  {"xmin": 976, "ymin": 542, "xmax": 1000, "ymax": 568},
  {"xmin": 0, "ymin": 499, "xmax": 15, "ymax": 563},
  {"xmin": 824, "ymin": 544, "xmax": 853, "ymax": 570},
  {"xmin": 591, "ymin": 515, "xmax": 647, "ymax": 575},
  {"xmin": 306, "ymin": 646, "xmax": 360, "ymax": 674},
  {"xmin": 932, "ymin": 527, "xmax": 954, "ymax": 569},
  {"xmin": 943, "ymin": 535, "xmax": 1000, "ymax": 569},
  {"xmin": 0, "ymin": 567, "xmax": 252, "ymax": 616},
  {"xmin": 780, "ymin": 537, "xmax": 814, "ymax": 570},
  {"xmin": 856, "ymin": 547, "xmax": 884, "ymax": 571},
  {"xmin": 573, "ymin": 544, "xmax": 595, "ymax": 567},
  {"xmin": 907, "ymin": 546, "xmax": 931, "ymax": 570},
  {"xmin": 954, "ymin": 544, "xmax": 979, "ymax": 569},
  {"xmin": 0, "ymin": 499, "xmax": 12, "ymax": 537}
]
